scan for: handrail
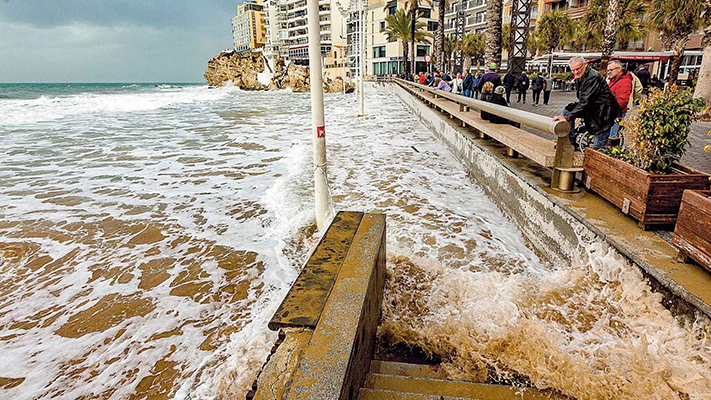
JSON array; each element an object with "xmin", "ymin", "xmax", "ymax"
[{"xmin": 394, "ymin": 78, "xmax": 570, "ymax": 138}]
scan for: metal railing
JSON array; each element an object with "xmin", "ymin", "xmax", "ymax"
[
  {"xmin": 395, "ymin": 78, "xmax": 569, "ymax": 137},
  {"xmin": 393, "ymin": 78, "xmax": 580, "ymax": 191}
]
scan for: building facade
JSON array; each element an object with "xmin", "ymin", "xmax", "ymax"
[
  {"xmin": 354, "ymin": 0, "xmax": 439, "ymax": 76},
  {"xmin": 232, "ymin": 1, "xmax": 268, "ymax": 52}
]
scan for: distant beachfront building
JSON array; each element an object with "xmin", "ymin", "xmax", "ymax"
[
  {"xmin": 354, "ymin": 0, "xmax": 439, "ymax": 76},
  {"xmin": 232, "ymin": 1, "xmax": 268, "ymax": 52}
]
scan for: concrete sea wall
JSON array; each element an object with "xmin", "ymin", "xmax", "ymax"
[{"xmin": 370, "ymin": 81, "xmax": 711, "ymax": 318}]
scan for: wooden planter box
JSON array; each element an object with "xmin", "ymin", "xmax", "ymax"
[
  {"xmin": 583, "ymin": 149, "xmax": 710, "ymax": 230},
  {"xmin": 673, "ymin": 190, "xmax": 711, "ymax": 272}
]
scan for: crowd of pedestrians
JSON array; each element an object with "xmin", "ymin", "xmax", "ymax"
[{"xmin": 400, "ymin": 55, "xmax": 662, "ymax": 148}]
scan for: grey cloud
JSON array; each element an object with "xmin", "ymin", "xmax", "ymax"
[{"xmin": 0, "ymin": 0, "xmax": 237, "ymax": 29}]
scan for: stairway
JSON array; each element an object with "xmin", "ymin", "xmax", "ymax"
[{"xmin": 358, "ymin": 360, "xmax": 569, "ymax": 400}]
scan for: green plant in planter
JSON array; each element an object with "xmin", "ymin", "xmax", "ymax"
[{"xmin": 611, "ymin": 86, "xmax": 706, "ymax": 173}]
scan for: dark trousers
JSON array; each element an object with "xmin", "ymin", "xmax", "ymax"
[
  {"xmin": 532, "ymin": 89, "xmax": 542, "ymax": 104},
  {"xmin": 505, "ymin": 86, "xmax": 512, "ymax": 103},
  {"xmin": 543, "ymin": 90, "xmax": 551, "ymax": 105},
  {"xmin": 517, "ymin": 90, "xmax": 526, "ymax": 103}
]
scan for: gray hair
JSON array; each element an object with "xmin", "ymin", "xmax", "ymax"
[
  {"xmin": 569, "ymin": 56, "xmax": 586, "ymax": 66},
  {"xmin": 494, "ymin": 86, "xmax": 505, "ymax": 95},
  {"xmin": 609, "ymin": 59, "xmax": 623, "ymax": 68}
]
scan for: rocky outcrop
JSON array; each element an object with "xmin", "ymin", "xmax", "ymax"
[
  {"xmin": 205, "ymin": 52, "xmax": 349, "ymax": 93},
  {"xmin": 269, "ymin": 57, "xmax": 311, "ymax": 92},
  {"xmin": 204, "ymin": 50, "xmax": 267, "ymax": 90}
]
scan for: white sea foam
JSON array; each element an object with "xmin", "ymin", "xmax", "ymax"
[{"xmin": 1, "ymin": 87, "xmax": 709, "ymax": 400}]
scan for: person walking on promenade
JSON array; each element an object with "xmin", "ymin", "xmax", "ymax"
[
  {"xmin": 472, "ymin": 73, "xmax": 481, "ymax": 99},
  {"xmin": 477, "ymin": 63, "xmax": 502, "ymax": 93},
  {"xmin": 628, "ymin": 68, "xmax": 643, "ymax": 110},
  {"xmin": 543, "ymin": 73, "xmax": 553, "ymax": 105},
  {"xmin": 503, "ymin": 70, "xmax": 516, "ymax": 103},
  {"xmin": 636, "ymin": 65, "xmax": 650, "ymax": 89},
  {"xmin": 419, "ymin": 73, "xmax": 427, "ymax": 85},
  {"xmin": 554, "ymin": 56, "xmax": 620, "ymax": 148},
  {"xmin": 451, "ymin": 72, "xmax": 463, "ymax": 94},
  {"xmin": 462, "ymin": 69, "xmax": 474, "ymax": 97},
  {"xmin": 462, "ymin": 69, "xmax": 473, "ymax": 97},
  {"xmin": 516, "ymin": 72, "xmax": 529, "ymax": 103},
  {"xmin": 531, "ymin": 73, "xmax": 544, "ymax": 105},
  {"xmin": 606, "ymin": 60, "xmax": 633, "ymax": 140}
]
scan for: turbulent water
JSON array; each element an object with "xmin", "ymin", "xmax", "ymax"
[{"xmin": 0, "ymin": 83, "xmax": 709, "ymax": 400}]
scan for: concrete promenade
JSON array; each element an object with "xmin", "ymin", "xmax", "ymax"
[{"xmin": 506, "ymin": 90, "xmax": 710, "ymax": 173}]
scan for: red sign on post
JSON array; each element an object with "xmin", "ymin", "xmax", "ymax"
[
  {"xmin": 424, "ymin": 54, "xmax": 432, "ymax": 64},
  {"xmin": 317, "ymin": 126, "xmax": 325, "ymax": 138}
]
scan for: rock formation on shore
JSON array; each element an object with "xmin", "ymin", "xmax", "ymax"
[
  {"xmin": 204, "ymin": 50, "xmax": 267, "ymax": 90},
  {"xmin": 205, "ymin": 50, "xmax": 348, "ymax": 93}
]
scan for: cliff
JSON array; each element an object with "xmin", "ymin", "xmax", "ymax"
[{"xmin": 205, "ymin": 51, "xmax": 348, "ymax": 93}]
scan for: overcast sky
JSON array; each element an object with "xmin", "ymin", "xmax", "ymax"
[{"xmin": 0, "ymin": 0, "xmax": 239, "ymax": 82}]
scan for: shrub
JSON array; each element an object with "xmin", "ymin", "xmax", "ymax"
[{"xmin": 615, "ymin": 86, "xmax": 706, "ymax": 173}]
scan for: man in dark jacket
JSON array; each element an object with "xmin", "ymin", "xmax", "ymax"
[
  {"xmin": 531, "ymin": 73, "xmax": 544, "ymax": 105},
  {"xmin": 516, "ymin": 72, "xmax": 529, "ymax": 103},
  {"xmin": 462, "ymin": 69, "xmax": 474, "ymax": 97},
  {"xmin": 503, "ymin": 71, "xmax": 516, "ymax": 103},
  {"xmin": 476, "ymin": 63, "xmax": 502, "ymax": 93},
  {"xmin": 554, "ymin": 56, "xmax": 620, "ymax": 148},
  {"xmin": 636, "ymin": 65, "xmax": 651, "ymax": 88}
]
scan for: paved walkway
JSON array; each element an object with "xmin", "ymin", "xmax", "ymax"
[{"xmin": 506, "ymin": 90, "xmax": 710, "ymax": 173}]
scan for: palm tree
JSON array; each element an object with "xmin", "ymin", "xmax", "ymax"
[
  {"xmin": 405, "ymin": 0, "xmax": 432, "ymax": 74},
  {"xmin": 527, "ymin": 28, "xmax": 544, "ymax": 57},
  {"xmin": 502, "ymin": 24, "xmax": 511, "ymax": 55},
  {"xmin": 443, "ymin": 36, "xmax": 457, "ymax": 71},
  {"xmin": 583, "ymin": 0, "xmax": 647, "ymax": 71},
  {"xmin": 537, "ymin": 11, "xmax": 574, "ymax": 73},
  {"xmin": 382, "ymin": 9, "xmax": 416, "ymax": 75},
  {"xmin": 461, "ymin": 32, "xmax": 485, "ymax": 72},
  {"xmin": 435, "ymin": 0, "xmax": 448, "ymax": 72},
  {"xmin": 649, "ymin": 0, "xmax": 706, "ymax": 84},
  {"xmin": 485, "ymin": 0, "xmax": 504, "ymax": 67}
]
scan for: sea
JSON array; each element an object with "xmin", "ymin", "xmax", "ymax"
[{"xmin": 0, "ymin": 83, "xmax": 710, "ymax": 400}]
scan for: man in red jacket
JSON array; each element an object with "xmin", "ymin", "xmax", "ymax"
[{"xmin": 606, "ymin": 60, "xmax": 632, "ymax": 139}]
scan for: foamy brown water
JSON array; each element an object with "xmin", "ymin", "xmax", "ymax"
[{"xmin": 1, "ymin": 84, "xmax": 709, "ymax": 400}]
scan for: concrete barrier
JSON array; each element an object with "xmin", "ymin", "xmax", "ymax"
[
  {"xmin": 253, "ymin": 211, "xmax": 386, "ymax": 400},
  {"xmin": 370, "ymin": 81, "xmax": 711, "ymax": 318}
]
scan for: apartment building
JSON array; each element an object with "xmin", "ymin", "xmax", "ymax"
[
  {"xmin": 444, "ymin": 0, "xmax": 488, "ymax": 38},
  {"xmin": 282, "ymin": 0, "xmax": 347, "ymax": 64},
  {"xmin": 352, "ymin": 0, "xmax": 438, "ymax": 76},
  {"xmin": 264, "ymin": 0, "xmax": 290, "ymax": 58},
  {"xmin": 232, "ymin": 1, "xmax": 269, "ymax": 52}
]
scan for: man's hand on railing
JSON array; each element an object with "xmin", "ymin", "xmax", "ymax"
[{"xmin": 553, "ymin": 115, "xmax": 569, "ymax": 122}]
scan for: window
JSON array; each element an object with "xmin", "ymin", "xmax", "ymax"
[
  {"xmin": 373, "ymin": 45, "xmax": 386, "ymax": 58},
  {"xmin": 428, "ymin": 21, "xmax": 438, "ymax": 31},
  {"xmin": 416, "ymin": 45, "xmax": 430, "ymax": 57},
  {"xmin": 418, "ymin": 8, "xmax": 431, "ymax": 18},
  {"xmin": 387, "ymin": 2, "xmax": 397, "ymax": 15},
  {"xmin": 475, "ymin": 11, "xmax": 486, "ymax": 23},
  {"xmin": 380, "ymin": 21, "xmax": 386, "ymax": 31}
]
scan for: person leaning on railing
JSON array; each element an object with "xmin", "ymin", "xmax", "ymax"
[{"xmin": 553, "ymin": 56, "xmax": 620, "ymax": 149}]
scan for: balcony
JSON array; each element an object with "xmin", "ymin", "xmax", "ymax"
[{"xmin": 562, "ymin": 5, "xmax": 587, "ymax": 19}]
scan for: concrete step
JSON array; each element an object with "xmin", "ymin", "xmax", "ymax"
[
  {"xmin": 369, "ymin": 360, "xmax": 453, "ymax": 381},
  {"xmin": 358, "ymin": 388, "xmax": 475, "ymax": 400},
  {"xmin": 361, "ymin": 372, "xmax": 569, "ymax": 400}
]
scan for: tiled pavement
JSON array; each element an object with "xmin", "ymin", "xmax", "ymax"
[{"xmin": 506, "ymin": 90, "xmax": 711, "ymax": 174}]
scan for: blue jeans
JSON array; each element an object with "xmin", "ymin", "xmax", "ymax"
[
  {"xmin": 609, "ymin": 112, "xmax": 626, "ymax": 138},
  {"xmin": 593, "ymin": 129, "xmax": 611, "ymax": 147}
]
